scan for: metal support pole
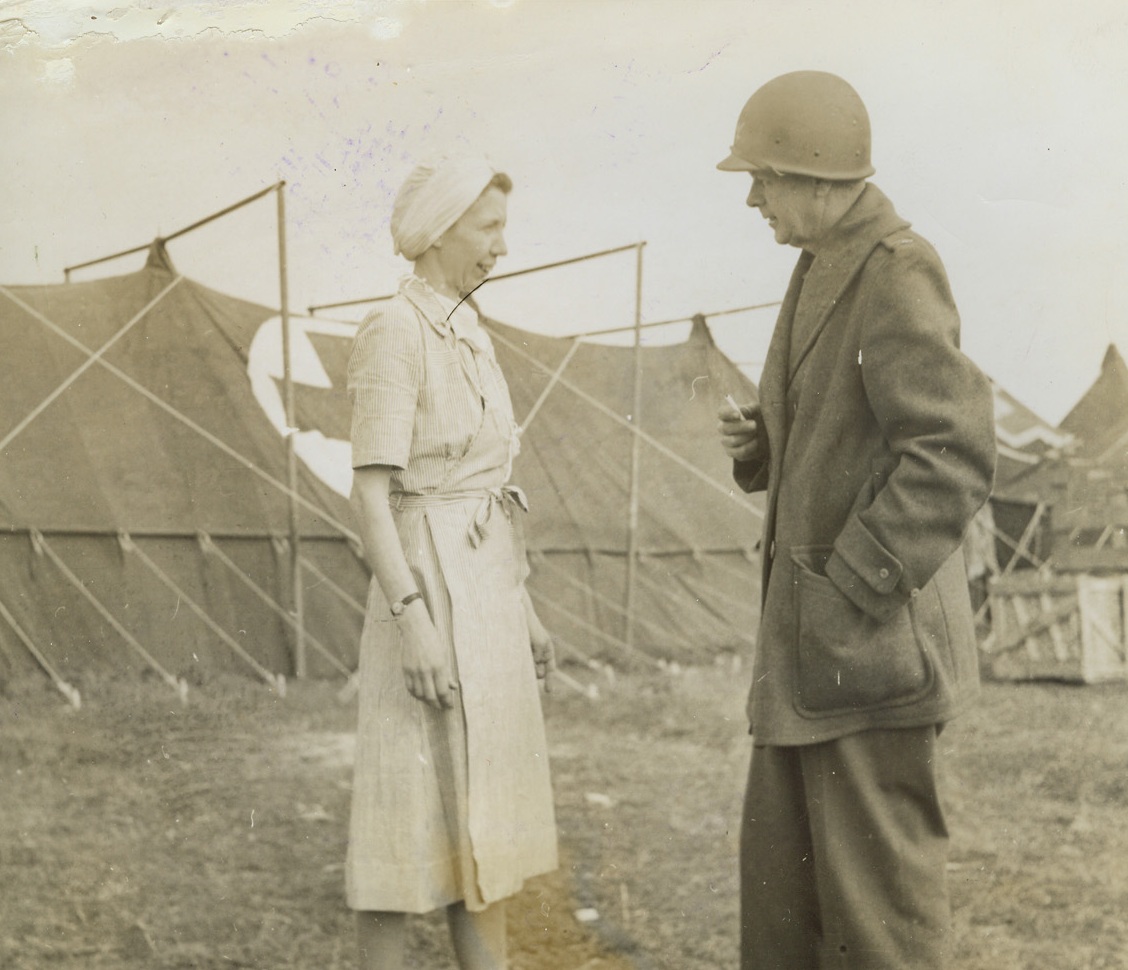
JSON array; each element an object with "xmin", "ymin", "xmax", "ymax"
[
  {"xmin": 277, "ymin": 181, "xmax": 306, "ymax": 678},
  {"xmin": 624, "ymin": 242, "xmax": 646, "ymax": 649}
]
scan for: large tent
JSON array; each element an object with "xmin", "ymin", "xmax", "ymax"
[
  {"xmin": 292, "ymin": 308, "xmax": 766, "ymax": 667},
  {"xmin": 0, "ymin": 241, "xmax": 765, "ymax": 697},
  {"xmin": 0, "ymin": 243, "xmax": 369, "ymax": 695}
]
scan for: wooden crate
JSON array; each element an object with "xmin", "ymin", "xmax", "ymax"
[{"xmin": 985, "ymin": 571, "xmax": 1127, "ymax": 683}]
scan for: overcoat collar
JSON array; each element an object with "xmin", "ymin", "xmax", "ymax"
[
  {"xmin": 756, "ymin": 183, "xmax": 909, "ymax": 467},
  {"xmin": 786, "ymin": 183, "xmax": 910, "ymax": 383}
]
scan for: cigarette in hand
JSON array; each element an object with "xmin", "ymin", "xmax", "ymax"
[{"xmin": 724, "ymin": 394, "xmax": 742, "ymax": 415}]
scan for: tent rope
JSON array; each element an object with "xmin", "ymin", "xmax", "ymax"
[
  {"xmin": 0, "ymin": 286, "xmax": 360, "ymax": 546},
  {"xmin": 531, "ymin": 553, "xmax": 707, "ymax": 647},
  {"xmin": 299, "ymin": 555, "xmax": 367, "ymax": 615},
  {"xmin": 518, "ymin": 337, "xmax": 582, "ymax": 434},
  {"xmin": 31, "ymin": 531, "xmax": 188, "ymax": 700},
  {"xmin": 0, "ymin": 276, "xmax": 183, "ymax": 452},
  {"xmin": 198, "ymin": 534, "xmax": 351, "ymax": 678},
  {"xmin": 637, "ymin": 547, "xmax": 763, "ymax": 609},
  {"xmin": 705, "ymin": 550, "xmax": 764, "ymax": 586},
  {"xmin": 487, "ymin": 326, "xmax": 764, "ymax": 521},
  {"xmin": 629, "ymin": 559, "xmax": 757, "ymax": 645},
  {"xmin": 0, "ymin": 593, "xmax": 82, "ymax": 708},
  {"xmin": 545, "ymin": 657, "xmax": 601, "ymax": 699},
  {"xmin": 670, "ymin": 570, "xmax": 760, "ymax": 625},
  {"xmin": 120, "ymin": 533, "xmax": 284, "ymax": 692},
  {"xmin": 527, "ymin": 587, "xmax": 663, "ymax": 669}
]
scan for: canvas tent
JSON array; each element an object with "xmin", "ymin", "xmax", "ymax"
[
  {"xmin": 0, "ymin": 242, "xmax": 369, "ymax": 695},
  {"xmin": 982, "ymin": 344, "xmax": 1128, "ymax": 682},
  {"xmin": 291, "ymin": 308, "xmax": 766, "ymax": 666},
  {"xmin": 989, "ymin": 344, "xmax": 1128, "ymax": 573},
  {"xmin": 0, "ymin": 240, "xmax": 765, "ymax": 696}
]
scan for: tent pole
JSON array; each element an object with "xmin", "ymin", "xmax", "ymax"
[
  {"xmin": 624, "ymin": 242, "xmax": 646, "ymax": 650},
  {"xmin": 277, "ymin": 181, "xmax": 306, "ymax": 679}
]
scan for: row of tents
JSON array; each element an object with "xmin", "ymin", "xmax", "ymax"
[
  {"xmin": 2, "ymin": 227, "xmax": 1124, "ymax": 699},
  {"xmin": 0, "ymin": 239, "xmax": 762, "ymax": 701}
]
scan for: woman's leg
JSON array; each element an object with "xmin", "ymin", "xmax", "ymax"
[
  {"xmin": 356, "ymin": 910, "xmax": 406, "ymax": 970},
  {"xmin": 447, "ymin": 900, "xmax": 507, "ymax": 970}
]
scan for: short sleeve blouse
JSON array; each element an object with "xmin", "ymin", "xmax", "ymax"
[{"xmin": 347, "ymin": 277, "xmax": 518, "ymax": 495}]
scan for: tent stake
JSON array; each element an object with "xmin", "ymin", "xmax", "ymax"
[
  {"xmin": 0, "ymin": 594, "xmax": 81, "ymax": 708},
  {"xmin": 33, "ymin": 532, "xmax": 188, "ymax": 701},
  {"xmin": 276, "ymin": 181, "xmax": 306, "ymax": 679}
]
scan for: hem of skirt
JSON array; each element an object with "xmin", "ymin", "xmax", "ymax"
[{"xmin": 346, "ymin": 852, "xmax": 559, "ymax": 915}]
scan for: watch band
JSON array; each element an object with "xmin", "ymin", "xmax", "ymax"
[{"xmin": 391, "ymin": 591, "xmax": 423, "ymax": 617}]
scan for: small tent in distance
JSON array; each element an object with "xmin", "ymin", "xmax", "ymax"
[{"xmin": 984, "ymin": 344, "xmax": 1128, "ymax": 683}]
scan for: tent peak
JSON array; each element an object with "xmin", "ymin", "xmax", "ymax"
[
  {"xmin": 1100, "ymin": 342, "xmax": 1127, "ymax": 375},
  {"xmin": 689, "ymin": 314, "xmax": 715, "ymax": 345},
  {"xmin": 145, "ymin": 239, "xmax": 176, "ymax": 273}
]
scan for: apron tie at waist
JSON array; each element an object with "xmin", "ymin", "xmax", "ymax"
[{"xmin": 390, "ymin": 485, "xmax": 528, "ymax": 547}]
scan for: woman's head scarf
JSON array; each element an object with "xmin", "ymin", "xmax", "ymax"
[{"xmin": 390, "ymin": 155, "xmax": 506, "ymax": 261}]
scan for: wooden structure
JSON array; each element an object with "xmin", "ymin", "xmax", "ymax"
[
  {"xmin": 986, "ymin": 571, "xmax": 1127, "ymax": 683},
  {"xmin": 981, "ymin": 344, "xmax": 1128, "ymax": 683}
]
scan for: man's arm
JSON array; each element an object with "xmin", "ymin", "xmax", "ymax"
[{"xmin": 825, "ymin": 239, "xmax": 997, "ymax": 622}]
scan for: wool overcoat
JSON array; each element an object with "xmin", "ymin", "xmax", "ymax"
[{"xmin": 735, "ymin": 184, "xmax": 996, "ymax": 745}]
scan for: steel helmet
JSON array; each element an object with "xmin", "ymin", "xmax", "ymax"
[{"xmin": 717, "ymin": 71, "xmax": 875, "ymax": 180}]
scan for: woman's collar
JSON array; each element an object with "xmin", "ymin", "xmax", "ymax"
[{"xmin": 399, "ymin": 274, "xmax": 487, "ymax": 350}]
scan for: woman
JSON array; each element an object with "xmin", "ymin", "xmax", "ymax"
[{"xmin": 345, "ymin": 155, "xmax": 558, "ymax": 970}]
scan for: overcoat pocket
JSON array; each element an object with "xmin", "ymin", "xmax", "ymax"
[{"xmin": 791, "ymin": 546, "xmax": 932, "ymax": 716}]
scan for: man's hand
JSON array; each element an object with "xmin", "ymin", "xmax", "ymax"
[{"xmin": 718, "ymin": 399, "xmax": 765, "ymax": 462}]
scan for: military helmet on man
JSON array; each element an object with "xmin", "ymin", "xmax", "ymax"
[{"xmin": 717, "ymin": 70, "xmax": 875, "ymax": 180}]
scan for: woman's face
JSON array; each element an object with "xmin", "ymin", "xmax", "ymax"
[{"xmin": 435, "ymin": 186, "xmax": 509, "ymax": 297}]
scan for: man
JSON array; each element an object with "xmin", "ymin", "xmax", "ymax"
[{"xmin": 715, "ymin": 71, "xmax": 996, "ymax": 969}]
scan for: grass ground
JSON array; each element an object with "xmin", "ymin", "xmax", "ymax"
[{"xmin": 1, "ymin": 660, "xmax": 1126, "ymax": 969}]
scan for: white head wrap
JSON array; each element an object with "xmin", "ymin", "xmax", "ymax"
[{"xmin": 390, "ymin": 155, "xmax": 505, "ymax": 261}]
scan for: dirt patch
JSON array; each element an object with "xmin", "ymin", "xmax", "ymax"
[{"xmin": 2, "ymin": 665, "xmax": 1127, "ymax": 968}]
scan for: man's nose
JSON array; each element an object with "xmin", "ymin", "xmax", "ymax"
[
  {"xmin": 492, "ymin": 231, "xmax": 508, "ymax": 257},
  {"xmin": 746, "ymin": 179, "xmax": 764, "ymax": 208}
]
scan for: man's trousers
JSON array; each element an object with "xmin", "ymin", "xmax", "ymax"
[{"xmin": 740, "ymin": 726, "xmax": 950, "ymax": 970}]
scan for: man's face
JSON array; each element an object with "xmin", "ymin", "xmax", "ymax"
[
  {"xmin": 436, "ymin": 186, "xmax": 509, "ymax": 297},
  {"xmin": 745, "ymin": 171, "xmax": 824, "ymax": 248}
]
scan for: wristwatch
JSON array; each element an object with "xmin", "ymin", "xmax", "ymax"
[{"xmin": 390, "ymin": 591, "xmax": 423, "ymax": 617}]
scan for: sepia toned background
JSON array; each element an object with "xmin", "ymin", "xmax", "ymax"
[{"xmin": 3, "ymin": 0, "xmax": 1127, "ymax": 425}]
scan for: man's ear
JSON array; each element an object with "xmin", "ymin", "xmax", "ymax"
[{"xmin": 813, "ymin": 179, "xmax": 833, "ymax": 199}]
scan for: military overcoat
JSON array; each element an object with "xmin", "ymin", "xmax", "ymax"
[{"xmin": 735, "ymin": 184, "xmax": 996, "ymax": 745}]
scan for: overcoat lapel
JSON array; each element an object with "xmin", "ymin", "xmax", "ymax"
[
  {"xmin": 786, "ymin": 185, "xmax": 910, "ymax": 386},
  {"xmin": 758, "ymin": 251, "xmax": 811, "ymax": 458}
]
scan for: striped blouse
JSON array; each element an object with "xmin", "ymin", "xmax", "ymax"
[{"xmin": 347, "ymin": 275, "xmax": 520, "ymax": 496}]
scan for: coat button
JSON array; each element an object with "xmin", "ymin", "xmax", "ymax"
[
  {"xmin": 878, "ymin": 567, "xmax": 890, "ymax": 579},
  {"xmin": 911, "ymin": 588, "xmax": 921, "ymax": 598}
]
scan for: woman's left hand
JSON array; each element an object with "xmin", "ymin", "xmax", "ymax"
[
  {"xmin": 529, "ymin": 623, "xmax": 556, "ymax": 692},
  {"xmin": 521, "ymin": 586, "xmax": 555, "ymax": 692}
]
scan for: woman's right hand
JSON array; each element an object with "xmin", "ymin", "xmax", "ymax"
[{"xmin": 398, "ymin": 600, "xmax": 457, "ymax": 709}]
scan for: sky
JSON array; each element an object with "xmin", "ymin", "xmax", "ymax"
[{"xmin": 3, "ymin": 0, "xmax": 1128, "ymax": 425}]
